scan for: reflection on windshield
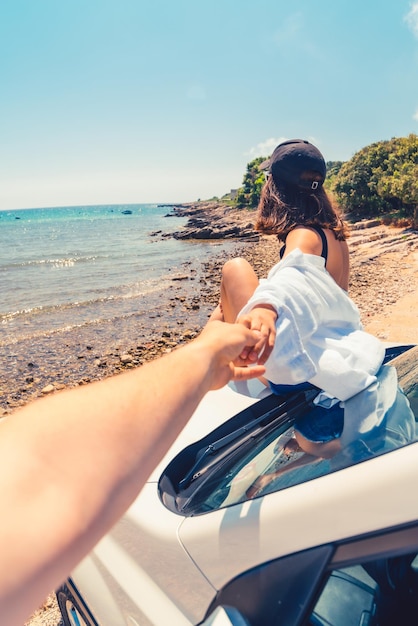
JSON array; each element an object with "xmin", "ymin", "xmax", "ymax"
[
  {"xmin": 198, "ymin": 353, "xmax": 418, "ymax": 513},
  {"xmin": 159, "ymin": 346, "xmax": 418, "ymax": 516},
  {"xmin": 242, "ymin": 364, "xmax": 415, "ymax": 502}
]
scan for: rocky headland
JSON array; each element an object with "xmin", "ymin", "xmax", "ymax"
[{"xmin": 159, "ymin": 201, "xmax": 260, "ymax": 241}]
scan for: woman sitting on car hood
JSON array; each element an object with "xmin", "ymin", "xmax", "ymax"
[{"xmin": 210, "ymin": 139, "xmax": 386, "ymax": 457}]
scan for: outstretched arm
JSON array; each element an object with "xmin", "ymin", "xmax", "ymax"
[{"xmin": 0, "ymin": 321, "xmax": 264, "ymax": 626}]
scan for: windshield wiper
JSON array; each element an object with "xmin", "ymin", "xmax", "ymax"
[{"xmin": 179, "ymin": 388, "xmax": 317, "ymax": 490}]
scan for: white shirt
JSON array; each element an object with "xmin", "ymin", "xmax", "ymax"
[{"xmin": 239, "ymin": 249, "xmax": 385, "ymax": 401}]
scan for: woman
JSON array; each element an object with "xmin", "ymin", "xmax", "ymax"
[
  {"xmin": 211, "ymin": 139, "xmax": 350, "ymax": 326},
  {"xmin": 211, "ymin": 139, "xmax": 385, "ymax": 460}
]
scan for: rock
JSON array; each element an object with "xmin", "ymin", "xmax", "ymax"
[
  {"xmin": 161, "ymin": 201, "xmax": 259, "ymax": 241},
  {"xmin": 120, "ymin": 354, "xmax": 133, "ymax": 364},
  {"xmin": 41, "ymin": 384, "xmax": 55, "ymax": 395}
]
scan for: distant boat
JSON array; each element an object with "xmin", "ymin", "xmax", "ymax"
[{"xmin": 121, "ymin": 210, "xmax": 133, "ymax": 215}]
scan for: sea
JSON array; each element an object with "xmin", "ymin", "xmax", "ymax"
[{"xmin": 0, "ymin": 203, "xmax": 236, "ymax": 351}]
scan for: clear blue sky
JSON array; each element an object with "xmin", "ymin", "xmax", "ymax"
[{"xmin": 1, "ymin": 0, "xmax": 418, "ymax": 210}]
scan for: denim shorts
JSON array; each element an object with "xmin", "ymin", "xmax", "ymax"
[
  {"xmin": 294, "ymin": 403, "xmax": 344, "ymax": 443},
  {"xmin": 269, "ymin": 381, "xmax": 344, "ymax": 443}
]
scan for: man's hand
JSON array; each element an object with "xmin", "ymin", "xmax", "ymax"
[{"xmin": 196, "ymin": 321, "xmax": 266, "ymax": 390}]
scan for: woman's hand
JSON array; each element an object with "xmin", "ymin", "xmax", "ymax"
[{"xmin": 236, "ymin": 304, "xmax": 277, "ymax": 365}]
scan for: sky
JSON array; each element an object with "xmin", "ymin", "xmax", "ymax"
[{"xmin": 1, "ymin": 0, "xmax": 418, "ymax": 211}]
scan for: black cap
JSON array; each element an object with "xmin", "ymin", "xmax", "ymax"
[{"xmin": 260, "ymin": 139, "xmax": 326, "ymax": 191}]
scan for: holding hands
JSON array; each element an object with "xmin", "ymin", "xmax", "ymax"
[
  {"xmin": 196, "ymin": 321, "xmax": 267, "ymax": 389},
  {"xmin": 235, "ymin": 304, "xmax": 278, "ymax": 366}
]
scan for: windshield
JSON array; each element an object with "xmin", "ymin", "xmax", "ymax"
[{"xmin": 159, "ymin": 345, "xmax": 418, "ymax": 516}]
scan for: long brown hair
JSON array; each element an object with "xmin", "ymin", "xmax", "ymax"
[{"xmin": 255, "ymin": 175, "xmax": 350, "ymax": 242}]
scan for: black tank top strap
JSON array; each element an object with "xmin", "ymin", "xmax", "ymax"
[
  {"xmin": 309, "ymin": 225, "xmax": 328, "ymax": 262},
  {"xmin": 279, "ymin": 226, "xmax": 328, "ymax": 263}
]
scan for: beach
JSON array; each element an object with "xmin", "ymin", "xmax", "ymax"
[
  {"xmin": 20, "ymin": 205, "xmax": 418, "ymax": 626},
  {"xmin": 3, "ymin": 205, "xmax": 418, "ymax": 418}
]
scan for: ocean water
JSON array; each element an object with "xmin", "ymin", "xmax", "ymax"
[{"xmin": 0, "ymin": 204, "xmax": 233, "ymax": 349}]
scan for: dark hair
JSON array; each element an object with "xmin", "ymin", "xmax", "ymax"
[{"xmin": 255, "ymin": 175, "xmax": 350, "ymax": 241}]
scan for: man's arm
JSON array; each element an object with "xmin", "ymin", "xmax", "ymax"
[{"xmin": 0, "ymin": 321, "xmax": 264, "ymax": 626}]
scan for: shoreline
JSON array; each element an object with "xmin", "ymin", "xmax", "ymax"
[
  {"xmin": 0, "ymin": 238, "xmax": 244, "ymax": 414},
  {"xmin": 2, "ymin": 205, "xmax": 418, "ymax": 416}
]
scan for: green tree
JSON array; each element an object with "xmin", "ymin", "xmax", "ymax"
[
  {"xmin": 332, "ymin": 134, "xmax": 418, "ymax": 222},
  {"xmin": 324, "ymin": 161, "xmax": 345, "ymax": 193},
  {"xmin": 235, "ymin": 157, "xmax": 265, "ymax": 208},
  {"xmin": 325, "ymin": 160, "xmax": 344, "ymax": 179}
]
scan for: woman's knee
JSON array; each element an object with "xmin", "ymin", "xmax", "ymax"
[
  {"xmin": 222, "ymin": 257, "xmax": 255, "ymax": 283},
  {"xmin": 219, "ymin": 258, "xmax": 259, "ymax": 321}
]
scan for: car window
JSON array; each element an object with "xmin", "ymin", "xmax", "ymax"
[
  {"xmin": 159, "ymin": 346, "xmax": 418, "ymax": 516},
  {"xmin": 309, "ymin": 552, "xmax": 418, "ymax": 625}
]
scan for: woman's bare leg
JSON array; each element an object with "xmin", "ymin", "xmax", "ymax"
[
  {"xmin": 210, "ymin": 257, "xmax": 259, "ymax": 323},
  {"xmin": 209, "ymin": 258, "xmax": 267, "ymax": 383},
  {"xmin": 209, "ymin": 257, "xmax": 259, "ymax": 322}
]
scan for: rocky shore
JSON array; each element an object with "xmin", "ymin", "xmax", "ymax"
[
  {"xmin": 3, "ymin": 201, "xmax": 418, "ymax": 420},
  {"xmin": 160, "ymin": 201, "xmax": 418, "ymax": 344},
  {"xmin": 22, "ymin": 202, "xmax": 418, "ymax": 625},
  {"xmin": 158, "ymin": 201, "xmax": 260, "ymax": 241}
]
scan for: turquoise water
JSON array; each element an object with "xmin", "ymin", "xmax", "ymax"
[{"xmin": 0, "ymin": 204, "xmax": 231, "ymax": 346}]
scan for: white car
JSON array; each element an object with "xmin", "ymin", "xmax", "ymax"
[{"xmin": 57, "ymin": 344, "xmax": 418, "ymax": 626}]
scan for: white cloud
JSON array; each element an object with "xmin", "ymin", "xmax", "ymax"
[
  {"xmin": 245, "ymin": 137, "xmax": 287, "ymax": 159},
  {"xmin": 413, "ymin": 108, "xmax": 418, "ymax": 121},
  {"xmin": 245, "ymin": 136, "xmax": 322, "ymax": 159},
  {"xmin": 404, "ymin": 2, "xmax": 418, "ymax": 38}
]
